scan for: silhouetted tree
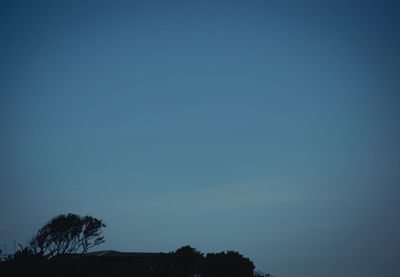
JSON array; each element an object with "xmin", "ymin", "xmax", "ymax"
[
  {"xmin": 204, "ymin": 251, "xmax": 255, "ymax": 277},
  {"xmin": 29, "ymin": 213, "xmax": 105, "ymax": 258},
  {"xmin": 12, "ymin": 245, "xmax": 45, "ymax": 264},
  {"xmin": 172, "ymin": 245, "xmax": 205, "ymax": 277}
]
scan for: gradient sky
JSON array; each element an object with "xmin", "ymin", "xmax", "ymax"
[{"xmin": 1, "ymin": 1, "xmax": 400, "ymax": 276}]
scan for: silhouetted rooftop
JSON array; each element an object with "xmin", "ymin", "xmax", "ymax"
[{"xmin": 85, "ymin": 250, "xmax": 162, "ymax": 258}]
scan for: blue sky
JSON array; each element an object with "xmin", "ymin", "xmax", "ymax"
[{"xmin": 1, "ymin": 1, "xmax": 400, "ymax": 276}]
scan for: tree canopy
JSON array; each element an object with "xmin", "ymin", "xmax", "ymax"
[
  {"xmin": 29, "ymin": 213, "xmax": 106, "ymax": 258},
  {"xmin": 3, "ymin": 213, "xmax": 270, "ymax": 277},
  {"xmin": 204, "ymin": 251, "xmax": 255, "ymax": 277},
  {"xmin": 172, "ymin": 245, "xmax": 205, "ymax": 277}
]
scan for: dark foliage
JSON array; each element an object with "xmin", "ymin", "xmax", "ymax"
[
  {"xmin": 29, "ymin": 213, "xmax": 106, "ymax": 258},
  {"xmin": 0, "ymin": 245, "xmax": 263, "ymax": 277},
  {"xmin": 2, "ymin": 214, "xmax": 269, "ymax": 276},
  {"xmin": 203, "ymin": 251, "xmax": 255, "ymax": 277}
]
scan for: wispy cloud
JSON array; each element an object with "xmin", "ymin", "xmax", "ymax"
[{"xmin": 112, "ymin": 180, "xmax": 323, "ymax": 214}]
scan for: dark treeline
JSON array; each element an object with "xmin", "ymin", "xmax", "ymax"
[
  {"xmin": 1, "ymin": 246, "xmax": 271, "ymax": 277},
  {"xmin": 0, "ymin": 213, "xmax": 272, "ymax": 277}
]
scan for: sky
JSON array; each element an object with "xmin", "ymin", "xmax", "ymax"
[{"xmin": 0, "ymin": 0, "xmax": 399, "ymax": 276}]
